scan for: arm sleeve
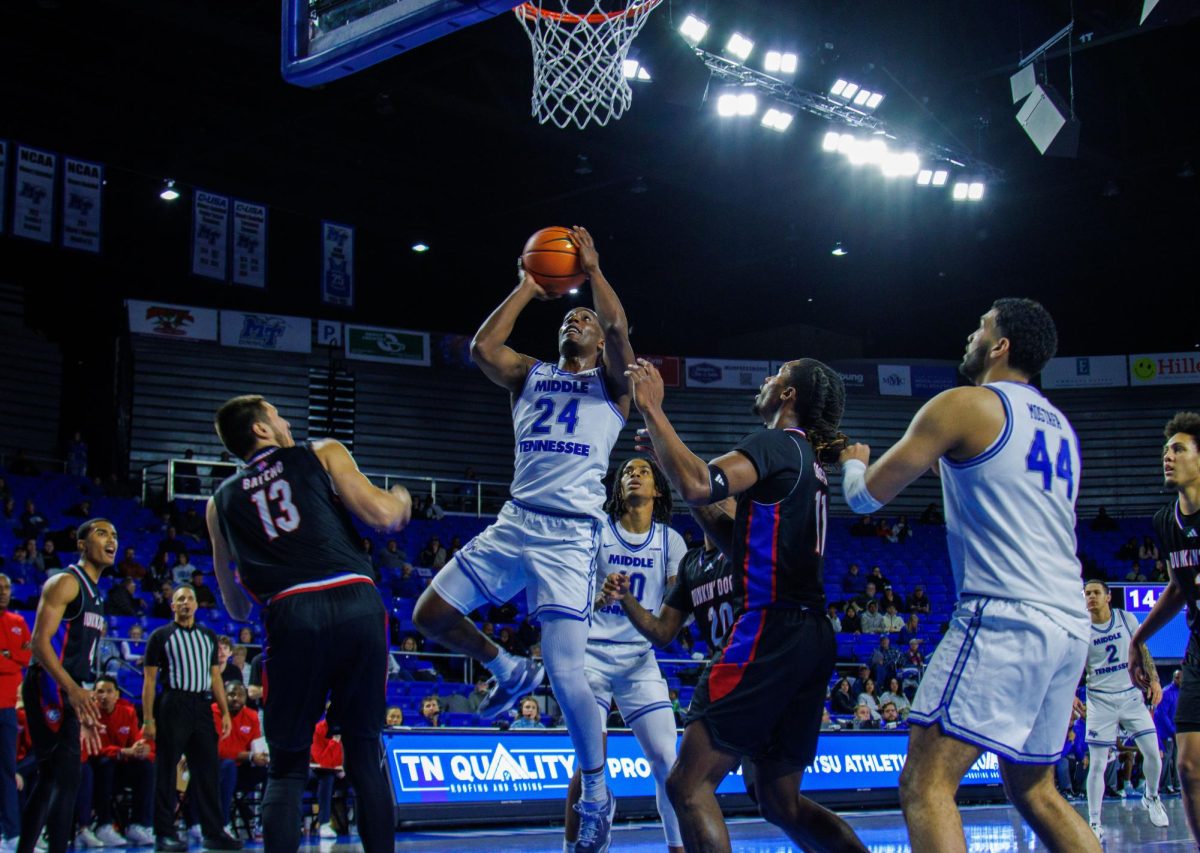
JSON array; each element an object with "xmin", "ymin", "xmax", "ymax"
[{"xmin": 733, "ymin": 429, "xmax": 804, "ymax": 504}]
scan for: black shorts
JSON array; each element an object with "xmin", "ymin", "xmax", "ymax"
[
  {"xmin": 686, "ymin": 607, "xmax": 835, "ymax": 767},
  {"xmin": 1176, "ymin": 661, "xmax": 1200, "ymax": 734},
  {"xmin": 261, "ymin": 580, "xmax": 388, "ymax": 752}
]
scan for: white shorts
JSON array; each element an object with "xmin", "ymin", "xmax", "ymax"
[
  {"xmin": 429, "ymin": 500, "xmax": 600, "ymax": 621},
  {"xmin": 909, "ymin": 596, "xmax": 1088, "ymax": 764},
  {"xmin": 584, "ymin": 641, "xmax": 672, "ymax": 731},
  {"xmin": 1085, "ymin": 688, "xmax": 1157, "ymax": 746}
]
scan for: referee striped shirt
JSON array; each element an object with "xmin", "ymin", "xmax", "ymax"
[{"xmin": 144, "ymin": 622, "xmax": 219, "ymax": 693}]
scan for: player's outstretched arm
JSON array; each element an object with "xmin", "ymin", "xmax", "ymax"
[
  {"xmin": 313, "ymin": 439, "xmax": 411, "ymax": 532},
  {"xmin": 571, "ymin": 226, "xmax": 635, "ymax": 411},
  {"xmin": 470, "ymin": 268, "xmax": 552, "ymax": 394},
  {"xmin": 607, "ymin": 573, "xmax": 687, "ymax": 648},
  {"xmin": 1130, "ymin": 579, "xmax": 1184, "ymax": 692},
  {"xmin": 206, "ymin": 499, "xmax": 252, "ymax": 622}
]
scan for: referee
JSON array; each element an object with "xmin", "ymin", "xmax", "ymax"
[{"xmin": 142, "ymin": 586, "xmax": 241, "ymax": 852}]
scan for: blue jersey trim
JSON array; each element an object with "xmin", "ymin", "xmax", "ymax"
[
  {"xmin": 940, "ymin": 385, "xmax": 1013, "ymax": 470},
  {"xmin": 511, "ymin": 499, "xmax": 596, "ymax": 521},
  {"xmin": 1087, "ymin": 685, "xmax": 1138, "ymax": 695},
  {"xmin": 1129, "ymin": 728, "xmax": 1158, "ymax": 740},
  {"xmin": 1091, "ymin": 613, "xmax": 1117, "ymax": 633},
  {"xmin": 907, "ymin": 714, "xmax": 1063, "ymax": 764},
  {"xmin": 609, "ymin": 518, "xmax": 656, "ymax": 552},
  {"xmin": 622, "ymin": 701, "xmax": 673, "ymax": 725}
]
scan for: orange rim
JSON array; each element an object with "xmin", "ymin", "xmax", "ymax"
[{"xmin": 517, "ymin": 0, "xmax": 661, "ymax": 25}]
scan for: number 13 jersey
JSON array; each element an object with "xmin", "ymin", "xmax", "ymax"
[
  {"xmin": 213, "ymin": 444, "xmax": 374, "ymax": 603},
  {"xmin": 939, "ymin": 381, "xmax": 1087, "ymax": 638}
]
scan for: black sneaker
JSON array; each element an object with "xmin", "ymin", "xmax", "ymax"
[
  {"xmin": 154, "ymin": 836, "xmax": 187, "ymax": 852},
  {"xmin": 202, "ymin": 832, "xmax": 243, "ymax": 851}
]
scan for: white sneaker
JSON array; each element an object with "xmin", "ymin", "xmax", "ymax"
[
  {"xmin": 34, "ymin": 833, "xmax": 47, "ymax": 852},
  {"xmin": 318, "ymin": 823, "xmax": 338, "ymax": 839},
  {"xmin": 126, "ymin": 825, "xmax": 155, "ymax": 845},
  {"xmin": 76, "ymin": 827, "xmax": 105, "ymax": 848},
  {"xmin": 1090, "ymin": 822, "xmax": 1104, "ymax": 842},
  {"xmin": 1143, "ymin": 794, "xmax": 1170, "ymax": 827},
  {"xmin": 96, "ymin": 824, "xmax": 128, "ymax": 846},
  {"xmin": 188, "ymin": 824, "xmax": 202, "ymax": 840},
  {"xmin": 1122, "ymin": 782, "xmax": 1136, "ymax": 798}
]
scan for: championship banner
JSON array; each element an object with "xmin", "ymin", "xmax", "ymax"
[
  {"xmin": 0, "ymin": 141, "xmax": 8, "ymax": 233},
  {"xmin": 231, "ymin": 200, "xmax": 267, "ymax": 288},
  {"xmin": 12, "ymin": 146, "xmax": 56, "ymax": 243},
  {"xmin": 642, "ymin": 355, "xmax": 680, "ymax": 388},
  {"xmin": 877, "ymin": 364, "xmax": 912, "ymax": 396},
  {"xmin": 127, "ymin": 300, "xmax": 218, "ymax": 341},
  {"xmin": 1041, "ymin": 355, "xmax": 1128, "ymax": 390},
  {"xmin": 911, "ymin": 365, "xmax": 958, "ymax": 397},
  {"xmin": 345, "ymin": 324, "xmax": 430, "ymax": 366},
  {"xmin": 321, "ymin": 221, "xmax": 355, "ymax": 307},
  {"xmin": 684, "ymin": 358, "xmax": 769, "ymax": 390},
  {"xmin": 382, "ymin": 729, "xmax": 1000, "ymax": 808},
  {"xmin": 1129, "ymin": 352, "xmax": 1200, "ymax": 386},
  {"xmin": 191, "ymin": 191, "xmax": 230, "ymax": 281},
  {"xmin": 61, "ymin": 158, "xmax": 103, "ymax": 253},
  {"xmin": 219, "ymin": 310, "xmax": 311, "ymax": 353}
]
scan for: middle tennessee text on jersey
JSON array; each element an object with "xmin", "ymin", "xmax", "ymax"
[
  {"xmin": 1086, "ymin": 609, "xmax": 1141, "ymax": 693},
  {"xmin": 591, "ymin": 519, "xmax": 686, "ymax": 646},
  {"xmin": 510, "ymin": 362, "xmax": 624, "ymax": 519}
]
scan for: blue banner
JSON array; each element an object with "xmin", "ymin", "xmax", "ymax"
[{"xmin": 382, "ymin": 729, "xmax": 1001, "ymax": 806}]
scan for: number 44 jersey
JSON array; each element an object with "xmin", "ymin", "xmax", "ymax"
[{"xmin": 213, "ymin": 444, "xmax": 375, "ymax": 603}]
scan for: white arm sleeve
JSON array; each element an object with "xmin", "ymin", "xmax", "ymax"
[{"xmin": 842, "ymin": 459, "xmax": 884, "ymax": 514}]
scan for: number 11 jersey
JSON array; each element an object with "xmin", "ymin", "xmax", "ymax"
[{"xmin": 213, "ymin": 444, "xmax": 374, "ymax": 603}]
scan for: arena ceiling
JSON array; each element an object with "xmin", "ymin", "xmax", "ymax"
[{"xmin": 1, "ymin": 0, "xmax": 1198, "ymax": 362}]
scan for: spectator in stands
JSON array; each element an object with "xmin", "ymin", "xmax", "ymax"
[
  {"xmin": 392, "ymin": 564, "xmax": 423, "ymax": 599},
  {"xmin": 1158, "ymin": 670, "xmax": 1181, "ymax": 795},
  {"xmin": 1056, "ymin": 715, "xmax": 1087, "ymax": 799},
  {"xmin": 880, "ymin": 677, "xmax": 910, "ymax": 718},
  {"xmin": 902, "ymin": 639, "xmax": 925, "ymax": 697},
  {"xmin": 174, "ymin": 448, "xmax": 202, "ymax": 495},
  {"xmin": 870, "ymin": 636, "xmax": 904, "ymax": 685},
  {"xmin": 860, "ymin": 600, "xmax": 886, "ymax": 634},
  {"xmin": 1116, "ymin": 537, "xmax": 1139, "ymax": 560},
  {"xmin": 151, "ymin": 580, "xmax": 174, "ymax": 619},
  {"xmin": 857, "ymin": 678, "xmax": 881, "ymax": 719},
  {"xmin": 426, "ymin": 495, "xmax": 447, "ymax": 520},
  {"xmin": 906, "ymin": 585, "xmax": 931, "ymax": 615},
  {"xmin": 190, "ymin": 571, "xmax": 217, "ymax": 609},
  {"xmin": 874, "ymin": 517, "xmax": 892, "ymax": 539},
  {"xmin": 171, "ymin": 552, "xmax": 196, "ymax": 586},
  {"xmin": 850, "ymin": 515, "xmax": 875, "ymax": 537},
  {"xmin": 89, "ymin": 676, "xmax": 155, "ymax": 846},
  {"xmin": 18, "ymin": 501, "xmax": 47, "ymax": 541},
  {"xmin": 1150, "ymin": 559, "xmax": 1169, "ymax": 583},
  {"xmin": 1139, "ymin": 536, "xmax": 1159, "ymax": 562},
  {"xmin": 105, "ymin": 577, "xmax": 145, "ymax": 617},
  {"xmin": 116, "ymin": 547, "xmax": 147, "ymax": 582},
  {"xmin": 310, "ymin": 714, "xmax": 345, "ymax": 840},
  {"xmin": 825, "ymin": 604, "xmax": 841, "ymax": 633},
  {"xmin": 853, "ymin": 581, "xmax": 878, "ymax": 612},
  {"xmin": 395, "ymin": 636, "xmax": 438, "ymax": 681},
  {"xmin": 385, "ymin": 707, "xmax": 404, "ymax": 727},
  {"xmin": 881, "ymin": 604, "xmax": 904, "ymax": 633},
  {"xmin": 852, "ymin": 705, "xmax": 877, "ymax": 730},
  {"xmin": 841, "ymin": 563, "xmax": 865, "ymax": 595},
  {"xmin": 919, "ymin": 503, "xmax": 943, "ymax": 525},
  {"xmin": 39, "ymin": 540, "xmax": 63, "ymax": 574},
  {"xmin": 899, "ymin": 614, "xmax": 922, "ymax": 647},
  {"xmin": 177, "ymin": 507, "xmax": 206, "ymax": 544},
  {"xmin": 1090, "ymin": 505, "xmax": 1119, "ymax": 532},
  {"xmin": 0, "ymin": 499, "xmax": 16, "ymax": 535},
  {"xmin": 831, "ymin": 678, "xmax": 856, "ymax": 715},
  {"xmin": 360, "ymin": 538, "xmax": 374, "ymax": 561},
  {"xmin": 156, "ymin": 526, "xmax": 187, "ymax": 565},
  {"xmin": 879, "ymin": 702, "xmax": 905, "ymax": 730},
  {"xmin": 214, "ymin": 636, "xmax": 240, "ymax": 684},
  {"xmin": 64, "ymin": 499, "xmax": 91, "ymax": 518},
  {"xmin": 887, "ymin": 516, "xmax": 912, "ymax": 544},
  {"xmin": 230, "ymin": 647, "xmax": 251, "ymax": 684},
  {"xmin": 418, "ymin": 537, "xmax": 447, "ymax": 570},
  {"xmin": 22, "ymin": 539, "xmax": 43, "ymax": 578},
  {"xmin": 841, "ymin": 603, "xmax": 862, "ymax": 634},
  {"xmin": 7, "ymin": 547, "xmax": 33, "ymax": 585},
  {"xmin": 0, "ymin": 574, "xmax": 31, "ymax": 844},
  {"xmin": 851, "ymin": 665, "xmax": 871, "ymax": 698},
  {"xmin": 376, "ymin": 540, "xmax": 410, "ymax": 573},
  {"xmin": 1124, "ymin": 562, "xmax": 1147, "ymax": 582},
  {"xmin": 515, "ymin": 619, "xmax": 539, "ymax": 652},
  {"xmin": 215, "ymin": 683, "xmax": 267, "ymax": 828},
  {"xmin": 447, "ymin": 536, "xmax": 462, "ymax": 559},
  {"xmin": 820, "ymin": 709, "xmax": 841, "ymax": 732},
  {"xmin": 122, "ymin": 624, "xmax": 145, "ymax": 667},
  {"xmin": 497, "ymin": 627, "xmax": 525, "ymax": 656},
  {"xmin": 65, "ymin": 431, "xmax": 88, "ymax": 477},
  {"xmin": 868, "ymin": 565, "xmax": 890, "ymax": 589},
  {"xmin": 511, "ymin": 697, "xmax": 545, "ymax": 730},
  {"xmin": 880, "ymin": 586, "xmax": 905, "ymax": 614},
  {"xmin": 417, "ymin": 696, "xmax": 444, "ymax": 728}
]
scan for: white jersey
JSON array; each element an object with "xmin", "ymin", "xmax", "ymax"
[
  {"xmin": 939, "ymin": 381, "xmax": 1088, "ymax": 639},
  {"xmin": 591, "ymin": 519, "xmax": 686, "ymax": 647},
  {"xmin": 1086, "ymin": 608, "xmax": 1141, "ymax": 694},
  {"xmin": 510, "ymin": 361, "xmax": 625, "ymax": 519}
]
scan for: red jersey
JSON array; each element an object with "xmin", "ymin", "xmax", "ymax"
[
  {"xmin": 214, "ymin": 704, "xmax": 260, "ymax": 763},
  {"xmin": 0, "ymin": 610, "xmax": 32, "ymax": 708},
  {"xmin": 94, "ymin": 698, "xmax": 155, "ymax": 761},
  {"xmin": 310, "ymin": 719, "xmax": 342, "ymax": 770}
]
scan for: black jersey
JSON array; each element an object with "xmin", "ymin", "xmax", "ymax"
[
  {"xmin": 665, "ymin": 545, "xmax": 740, "ymax": 650},
  {"xmin": 729, "ymin": 427, "xmax": 827, "ymax": 614},
  {"xmin": 52, "ymin": 564, "xmax": 105, "ymax": 685},
  {"xmin": 1154, "ymin": 499, "xmax": 1200, "ymax": 664},
  {"xmin": 213, "ymin": 443, "xmax": 374, "ymax": 602}
]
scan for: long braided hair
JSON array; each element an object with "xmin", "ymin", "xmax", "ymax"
[
  {"xmin": 783, "ymin": 359, "xmax": 850, "ymax": 465},
  {"xmin": 604, "ymin": 457, "xmax": 674, "ymax": 523}
]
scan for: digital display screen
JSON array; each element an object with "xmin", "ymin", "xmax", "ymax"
[{"xmin": 1117, "ymin": 584, "xmax": 1189, "ymax": 660}]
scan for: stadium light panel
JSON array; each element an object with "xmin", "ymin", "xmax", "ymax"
[
  {"xmin": 916, "ymin": 170, "xmax": 934, "ymax": 186},
  {"xmin": 952, "ymin": 182, "xmax": 969, "ymax": 200},
  {"xmin": 830, "ymin": 79, "xmax": 848, "ymax": 96},
  {"xmin": 853, "ymin": 89, "xmax": 871, "ymax": 106},
  {"xmin": 822, "ymin": 131, "xmax": 841, "ymax": 151},
  {"xmin": 841, "ymin": 82, "xmax": 860, "ymax": 100},
  {"xmin": 679, "ymin": 15, "xmax": 708, "ymax": 45},
  {"xmin": 726, "ymin": 33, "xmax": 754, "ymax": 61},
  {"xmin": 159, "ymin": 179, "xmax": 180, "ymax": 201},
  {"xmin": 932, "ymin": 170, "xmax": 949, "ymax": 186},
  {"xmin": 866, "ymin": 92, "xmax": 884, "ymax": 109},
  {"xmin": 968, "ymin": 182, "xmax": 985, "ymax": 200},
  {"xmin": 761, "ymin": 108, "xmax": 794, "ymax": 132}
]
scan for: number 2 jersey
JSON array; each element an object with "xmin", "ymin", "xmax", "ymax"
[
  {"xmin": 939, "ymin": 381, "xmax": 1088, "ymax": 639},
  {"xmin": 591, "ymin": 518, "xmax": 686, "ymax": 647},
  {"xmin": 510, "ymin": 361, "xmax": 625, "ymax": 519},
  {"xmin": 1154, "ymin": 499, "xmax": 1200, "ymax": 665},
  {"xmin": 1085, "ymin": 608, "xmax": 1142, "ymax": 694},
  {"xmin": 213, "ymin": 444, "xmax": 374, "ymax": 603}
]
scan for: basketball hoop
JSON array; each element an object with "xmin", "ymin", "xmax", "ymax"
[{"xmin": 515, "ymin": 0, "xmax": 662, "ymax": 130}]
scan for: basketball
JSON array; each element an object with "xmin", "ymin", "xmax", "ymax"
[{"xmin": 521, "ymin": 226, "xmax": 586, "ymax": 293}]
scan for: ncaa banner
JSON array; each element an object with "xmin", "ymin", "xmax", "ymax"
[
  {"xmin": 1130, "ymin": 352, "xmax": 1200, "ymax": 386},
  {"xmin": 321, "ymin": 221, "xmax": 355, "ymax": 307},
  {"xmin": 13, "ymin": 146, "xmax": 56, "ymax": 243},
  {"xmin": 219, "ymin": 310, "xmax": 311, "ymax": 354},
  {"xmin": 61, "ymin": 158, "xmax": 103, "ymax": 253},
  {"xmin": 231, "ymin": 200, "xmax": 267, "ymax": 288},
  {"xmin": 877, "ymin": 364, "xmax": 912, "ymax": 396},
  {"xmin": 0, "ymin": 141, "xmax": 7, "ymax": 233},
  {"xmin": 1042, "ymin": 355, "xmax": 1128, "ymax": 390},
  {"xmin": 346, "ymin": 324, "xmax": 430, "ymax": 366},
  {"xmin": 684, "ymin": 358, "xmax": 769, "ymax": 390},
  {"xmin": 127, "ymin": 300, "xmax": 218, "ymax": 341},
  {"xmin": 191, "ymin": 190, "xmax": 230, "ymax": 281}
]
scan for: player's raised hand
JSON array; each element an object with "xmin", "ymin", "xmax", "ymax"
[
  {"xmin": 633, "ymin": 429, "xmax": 661, "ymax": 464},
  {"xmin": 518, "ymin": 259, "xmax": 562, "ymax": 302},
  {"xmin": 839, "ymin": 444, "xmax": 871, "ymax": 467},
  {"xmin": 625, "ymin": 358, "xmax": 665, "ymax": 414},
  {"xmin": 569, "ymin": 226, "xmax": 600, "ymax": 275}
]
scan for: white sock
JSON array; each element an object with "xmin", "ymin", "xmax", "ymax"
[
  {"xmin": 1136, "ymin": 732, "xmax": 1162, "ymax": 800},
  {"xmin": 486, "ymin": 646, "xmax": 519, "ymax": 682},
  {"xmin": 581, "ymin": 767, "xmax": 607, "ymax": 804},
  {"xmin": 1087, "ymin": 745, "xmax": 1109, "ymax": 824}
]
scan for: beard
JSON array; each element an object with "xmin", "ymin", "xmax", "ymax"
[{"xmin": 958, "ymin": 346, "xmax": 987, "ymax": 384}]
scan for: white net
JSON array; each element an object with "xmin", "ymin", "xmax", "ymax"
[{"xmin": 515, "ymin": 0, "xmax": 662, "ymax": 130}]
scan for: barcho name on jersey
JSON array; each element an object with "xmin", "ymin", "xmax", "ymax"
[{"xmin": 241, "ymin": 460, "xmax": 285, "ymax": 491}]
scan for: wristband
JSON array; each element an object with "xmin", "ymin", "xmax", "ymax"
[
  {"xmin": 842, "ymin": 459, "xmax": 884, "ymax": 514},
  {"xmin": 707, "ymin": 464, "xmax": 730, "ymax": 503}
]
